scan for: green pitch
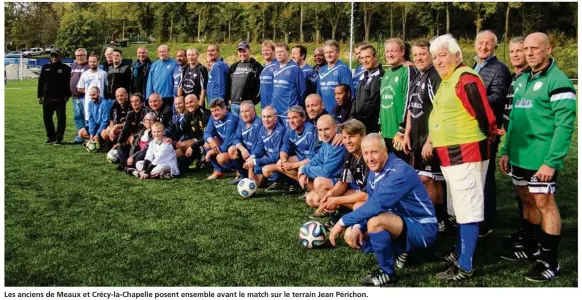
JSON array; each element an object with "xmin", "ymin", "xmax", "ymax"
[{"xmin": 4, "ymin": 80, "xmax": 578, "ymax": 287}]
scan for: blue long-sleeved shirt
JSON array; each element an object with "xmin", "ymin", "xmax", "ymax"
[
  {"xmin": 88, "ymin": 97, "xmax": 111, "ymax": 136},
  {"xmin": 272, "ymin": 60, "xmax": 307, "ymax": 117},
  {"xmin": 146, "ymin": 58, "xmax": 178, "ymax": 99},
  {"xmin": 301, "ymin": 139, "xmax": 346, "ymax": 179},
  {"xmin": 317, "ymin": 60, "xmax": 353, "ymax": 115},
  {"xmin": 253, "ymin": 121, "xmax": 286, "ymax": 166},
  {"xmin": 260, "ymin": 60, "xmax": 278, "ymax": 108},
  {"xmin": 300, "ymin": 64, "xmax": 314, "ymax": 100},
  {"xmin": 281, "ymin": 121, "xmax": 318, "ymax": 161},
  {"xmin": 340, "ymin": 154, "xmax": 437, "ymax": 234},
  {"xmin": 234, "ymin": 115, "xmax": 263, "ymax": 154},
  {"xmin": 203, "ymin": 111, "xmax": 239, "ymax": 152},
  {"xmin": 207, "ymin": 58, "xmax": 229, "ymax": 101},
  {"xmin": 173, "ymin": 64, "xmax": 183, "ymax": 97}
]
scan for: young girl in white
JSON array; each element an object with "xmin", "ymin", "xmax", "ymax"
[{"xmin": 135, "ymin": 122, "xmax": 180, "ymax": 179}]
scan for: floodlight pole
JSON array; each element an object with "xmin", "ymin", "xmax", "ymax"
[{"xmin": 349, "ymin": 1, "xmax": 354, "ymax": 70}]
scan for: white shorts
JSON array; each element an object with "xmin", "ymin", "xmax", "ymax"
[{"xmin": 441, "ymin": 160, "xmax": 489, "ymax": 224}]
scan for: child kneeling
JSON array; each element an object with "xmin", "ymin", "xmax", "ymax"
[{"xmin": 135, "ymin": 122, "xmax": 180, "ymax": 179}]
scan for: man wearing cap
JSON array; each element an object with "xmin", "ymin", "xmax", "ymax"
[
  {"xmin": 37, "ymin": 49, "xmax": 72, "ymax": 145},
  {"xmin": 227, "ymin": 41, "xmax": 263, "ymax": 115}
]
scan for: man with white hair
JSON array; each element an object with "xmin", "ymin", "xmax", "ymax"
[
  {"xmin": 69, "ymin": 48, "xmax": 90, "ymax": 143},
  {"xmin": 179, "ymin": 48, "xmax": 208, "ymax": 106},
  {"xmin": 428, "ymin": 34, "xmax": 498, "ymax": 281},
  {"xmin": 146, "ymin": 45, "xmax": 178, "ymax": 106},
  {"xmin": 473, "ymin": 30, "xmax": 511, "ymax": 237},
  {"xmin": 499, "ymin": 32, "xmax": 576, "ymax": 282}
]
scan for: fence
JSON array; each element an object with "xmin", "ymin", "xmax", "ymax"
[{"xmin": 5, "ymin": 57, "xmax": 75, "ymax": 80}]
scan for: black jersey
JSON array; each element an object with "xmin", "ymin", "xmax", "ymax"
[
  {"xmin": 503, "ymin": 68, "xmax": 530, "ymax": 131},
  {"xmin": 340, "ymin": 152, "xmax": 369, "ymax": 190},
  {"xmin": 407, "ymin": 65, "xmax": 441, "ymax": 149},
  {"xmin": 180, "ymin": 63, "xmax": 209, "ymax": 98},
  {"xmin": 109, "ymin": 101, "xmax": 130, "ymax": 124}
]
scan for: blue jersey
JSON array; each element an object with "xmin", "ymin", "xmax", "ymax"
[
  {"xmin": 272, "ymin": 60, "xmax": 307, "ymax": 117},
  {"xmin": 203, "ymin": 111, "xmax": 239, "ymax": 152},
  {"xmin": 300, "ymin": 64, "xmax": 314, "ymax": 97},
  {"xmin": 281, "ymin": 121, "xmax": 318, "ymax": 161},
  {"xmin": 352, "ymin": 64, "xmax": 366, "ymax": 97},
  {"xmin": 234, "ymin": 115, "xmax": 263, "ymax": 154},
  {"xmin": 317, "ymin": 60, "xmax": 353, "ymax": 115},
  {"xmin": 253, "ymin": 121, "xmax": 286, "ymax": 166},
  {"xmin": 307, "ymin": 66, "xmax": 321, "ymax": 95},
  {"xmin": 173, "ymin": 65, "xmax": 183, "ymax": 97},
  {"xmin": 207, "ymin": 58, "xmax": 229, "ymax": 101},
  {"xmin": 260, "ymin": 60, "xmax": 278, "ymax": 108},
  {"xmin": 340, "ymin": 154, "xmax": 437, "ymax": 228},
  {"xmin": 88, "ymin": 98, "xmax": 112, "ymax": 136},
  {"xmin": 146, "ymin": 58, "xmax": 178, "ymax": 99},
  {"xmin": 302, "ymin": 140, "xmax": 346, "ymax": 179}
]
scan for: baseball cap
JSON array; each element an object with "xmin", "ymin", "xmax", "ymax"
[
  {"xmin": 50, "ymin": 49, "xmax": 62, "ymax": 56},
  {"xmin": 237, "ymin": 41, "xmax": 250, "ymax": 51}
]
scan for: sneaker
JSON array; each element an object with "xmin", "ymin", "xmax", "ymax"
[
  {"xmin": 323, "ymin": 220, "xmax": 336, "ymax": 231},
  {"xmin": 438, "ymin": 221, "xmax": 446, "ymax": 232},
  {"xmin": 116, "ymin": 164, "xmax": 126, "ymax": 171},
  {"xmin": 44, "ymin": 139, "xmax": 56, "ymax": 145},
  {"xmin": 500, "ymin": 244, "xmax": 540, "ymax": 261},
  {"xmin": 478, "ymin": 225, "xmax": 493, "ymax": 238},
  {"xmin": 448, "ymin": 215, "xmax": 458, "ymax": 227},
  {"xmin": 228, "ymin": 176, "xmax": 242, "ymax": 185},
  {"xmin": 265, "ymin": 181, "xmax": 283, "ymax": 191},
  {"xmin": 436, "ymin": 263, "xmax": 473, "ymax": 281},
  {"xmin": 360, "ymin": 268, "xmax": 397, "ymax": 286},
  {"xmin": 441, "ymin": 251, "xmax": 459, "ymax": 264},
  {"xmin": 395, "ymin": 253, "xmax": 409, "ymax": 269},
  {"xmin": 73, "ymin": 138, "xmax": 85, "ymax": 144},
  {"xmin": 189, "ymin": 159, "xmax": 200, "ymax": 169},
  {"xmin": 54, "ymin": 140, "xmax": 62, "ymax": 145},
  {"xmin": 207, "ymin": 171, "xmax": 225, "ymax": 180},
  {"xmin": 288, "ymin": 183, "xmax": 299, "ymax": 193},
  {"xmin": 298, "ymin": 193, "xmax": 307, "ymax": 201},
  {"xmin": 503, "ymin": 229, "xmax": 525, "ymax": 247},
  {"xmin": 525, "ymin": 260, "xmax": 561, "ymax": 282},
  {"xmin": 159, "ymin": 172, "xmax": 173, "ymax": 179},
  {"xmin": 310, "ymin": 210, "xmax": 329, "ymax": 219}
]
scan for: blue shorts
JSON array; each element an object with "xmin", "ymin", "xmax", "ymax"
[
  {"xmin": 393, "ymin": 217, "xmax": 437, "ymax": 254},
  {"xmin": 331, "ymin": 178, "xmax": 360, "ymax": 191},
  {"xmin": 253, "ymin": 164, "xmax": 263, "ymax": 175}
]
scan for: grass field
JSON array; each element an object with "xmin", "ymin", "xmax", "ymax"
[{"xmin": 3, "ymin": 79, "xmax": 578, "ymax": 287}]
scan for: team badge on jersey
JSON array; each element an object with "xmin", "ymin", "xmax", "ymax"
[
  {"xmin": 333, "ymin": 71, "xmax": 338, "ymax": 76},
  {"xmin": 58, "ymin": 69, "xmax": 62, "ymax": 73},
  {"xmin": 394, "ymin": 76, "xmax": 399, "ymax": 83},
  {"xmin": 533, "ymin": 81, "xmax": 543, "ymax": 91},
  {"xmin": 167, "ymin": 65, "xmax": 171, "ymax": 70}
]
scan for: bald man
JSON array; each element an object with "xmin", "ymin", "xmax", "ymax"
[
  {"xmin": 101, "ymin": 87, "xmax": 130, "ymax": 144},
  {"xmin": 328, "ymin": 133, "xmax": 437, "ymax": 286},
  {"xmin": 305, "ymin": 94, "xmax": 330, "ymax": 125},
  {"xmin": 473, "ymin": 30, "xmax": 511, "ymax": 237},
  {"xmin": 146, "ymin": 45, "xmax": 179, "ymax": 106},
  {"xmin": 499, "ymin": 32, "xmax": 576, "ymax": 282},
  {"xmin": 298, "ymin": 114, "xmax": 347, "ymax": 212}
]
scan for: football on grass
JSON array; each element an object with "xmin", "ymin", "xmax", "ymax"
[
  {"xmin": 86, "ymin": 141, "xmax": 100, "ymax": 153},
  {"xmin": 237, "ymin": 178, "xmax": 257, "ymax": 198},
  {"xmin": 299, "ymin": 221, "xmax": 327, "ymax": 249}
]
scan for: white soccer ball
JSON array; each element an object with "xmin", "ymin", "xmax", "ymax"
[
  {"xmin": 299, "ymin": 221, "xmax": 327, "ymax": 249},
  {"xmin": 237, "ymin": 178, "xmax": 257, "ymax": 198},
  {"xmin": 106, "ymin": 149, "xmax": 118, "ymax": 163},
  {"xmin": 86, "ymin": 141, "xmax": 100, "ymax": 153}
]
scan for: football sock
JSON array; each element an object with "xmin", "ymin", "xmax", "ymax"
[
  {"xmin": 208, "ymin": 156, "xmax": 225, "ymax": 173},
  {"xmin": 232, "ymin": 159, "xmax": 246, "ymax": 178},
  {"xmin": 522, "ymin": 219, "xmax": 540, "ymax": 251},
  {"xmin": 458, "ymin": 222, "xmax": 479, "ymax": 272},
  {"xmin": 455, "ymin": 226, "xmax": 462, "ymax": 257},
  {"xmin": 360, "ymin": 238, "xmax": 374, "ymax": 254},
  {"xmin": 539, "ymin": 230, "xmax": 560, "ymax": 267},
  {"xmin": 435, "ymin": 204, "xmax": 446, "ymax": 223},
  {"xmin": 369, "ymin": 230, "xmax": 395, "ymax": 275},
  {"xmin": 516, "ymin": 193, "xmax": 524, "ymax": 221}
]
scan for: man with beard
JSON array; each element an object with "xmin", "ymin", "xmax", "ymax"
[
  {"xmin": 78, "ymin": 54, "xmax": 108, "ymax": 128},
  {"xmin": 78, "ymin": 86, "xmax": 111, "ymax": 148},
  {"xmin": 173, "ymin": 49, "xmax": 188, "ymax": 98}
]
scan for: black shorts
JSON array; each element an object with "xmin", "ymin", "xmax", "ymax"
[
  {"xmin": 411, "ymin": 148, "xmax": 443, "ymax": 181},
  {"xmin": 511, "ymin": 165, "xmax": 558, "ymax": 194}
]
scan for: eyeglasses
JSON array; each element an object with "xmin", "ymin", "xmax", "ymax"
[{"xmin": 75, "ymin": 54, "xmax": 86, "ymax": 57}]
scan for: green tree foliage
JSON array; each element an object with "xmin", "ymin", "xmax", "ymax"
[
  {"xmin": 56, "ymin": 8, "xmax": 102, "ymax": 56},
  {"xmin": 454, "ymin": 2, "xmax": 498, "ymax": 35}
]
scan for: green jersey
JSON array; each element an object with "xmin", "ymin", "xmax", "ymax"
[
  {"xmin": 501, "ymin": 59, "xmax": 576, "ymax": 170},
  {"xmin": 379, "ymin": 65, "xmax": 416, "ymax": 138}
]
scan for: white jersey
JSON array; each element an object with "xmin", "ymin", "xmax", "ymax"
[
  {"xmin": 77, "ymin": 69, "xmax": 108, "ymax": 121},
  {"xmin": 144, "ymin": 139, "xmax": 180, "ymax": 175}
]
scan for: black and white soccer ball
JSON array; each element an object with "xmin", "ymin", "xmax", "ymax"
[{"xmin": 106, "ymin": 149, "xmax": 118, "ymax": 163}]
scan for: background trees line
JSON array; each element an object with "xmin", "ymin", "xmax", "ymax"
[{"xmin": 5, "ymin": 2, "xmax": 577, "ymax": 52}]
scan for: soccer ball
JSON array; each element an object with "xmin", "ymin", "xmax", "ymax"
[
  {"xmin": 237, "ymin": 178, "xmax": 257, "ymax": 198},
  {"xmin": 299, "ymin": 221, "xmax": 327, "ymax": 249},
  {"xmin": 106, "ymin": 149, "xmax": 118, "ymax": 163},
  {"xmin": 85, "ymin": 141, "xmax": 100, "ymax": 153}
]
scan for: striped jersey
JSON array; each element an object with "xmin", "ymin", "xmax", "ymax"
[
  {"xmin": 272, "ymin": 60, "xmax": 307, "ymax": 117},
  {"xmin": 281, "ymin": 121, "xmax": 318, "ymax": 161},
  {"xmin": 260, "ymin": 59, "xmax": 278, "ymax": 108}
]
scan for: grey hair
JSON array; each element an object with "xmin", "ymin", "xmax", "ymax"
[
  {"xmin": 262, "ymin": 105, "xmax": 277, "ymax": 116},
  {"xmin": 187, "ymin": 48, "xmax": 200, "ymax": 55},
  {"xmin": 429, "ymin": 34, "xmax": 463, "ymax": 61},
  {"xmin": 75, "ymin": 48, "xmax": 87, "ymax": 55},
  {"xmin": 137, "ymin": 47, "xmax": 149, "ymax": 54},
  {"xmin": 476, "ymin": 30, "xmax": 498, "ymax": 47},
  {"xmin": 362, "ymin": 133, "xmax": 387, "ymax": 150},
  {"xmin": 144, "ymin": 112, "xmax": 157, "ymax": 120},
  {"xmin": 509, "ymin": 36, "xmax": 525, "ymax": 44},
  {"xmin": 240, "ymin": 100, "xmax": 255, "ymax": 109},
  {"xmin": 287, "ymin": 105, "xmax": 306, "ymax": 119},
  {"xmin": 104, "ymin": 47, "xmax": 114, "ymax": 55},
  {"xmin": 158, "ymin": 44, "xmax": 169, "ymax": 52}
]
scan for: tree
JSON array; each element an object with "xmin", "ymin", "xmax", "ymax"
[
  {"xmin": 324, "ymin": 3, "xmax": 350, "ymax": 41},
  {"xmin": 56, "ymin": 9, "xmax": 102, "ymax": 56},
  {"xmin": 454, "ymin": 2, "xmax": 498, "ymax": 35},
  {"xmin": 9, "ymin": 2, "xmax": 60, "ymax": 48},
  {"xmin": 219, "ymin": 2, "xmax": 242, "ymax": 42},
  {"xmin": 361, "ymin": 2, "xmax": 382, "ymax": 43},
  {"xmin": 306, "ymin": 3, "xmax": 325, "ymax": 43},
  {"xmin": 505, "ymin": 2, "xmax": 523, "ymax": 43}
]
